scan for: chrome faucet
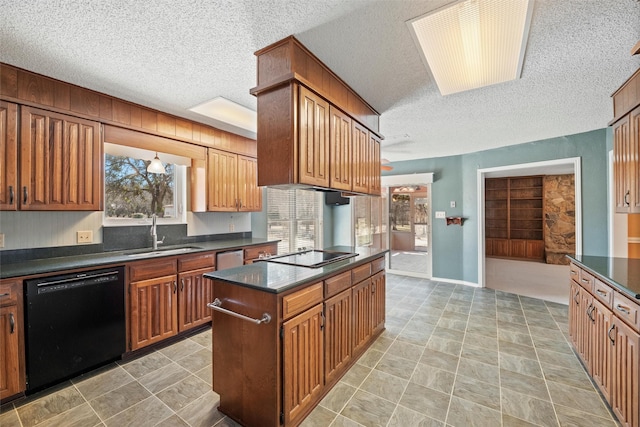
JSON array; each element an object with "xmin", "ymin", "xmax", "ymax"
[{"xmin": 150, "ymin": 214, "xmax": 165, "ymax": 250}]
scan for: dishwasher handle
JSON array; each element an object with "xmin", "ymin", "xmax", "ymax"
[{"xmin": 208, "ymin": 298, "xmax": 271, "ymax": 325}]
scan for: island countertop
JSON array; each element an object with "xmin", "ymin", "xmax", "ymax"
[
  {"xmin": 203, "ymin": 246, "xmax": 388, "ymax": 293},
  {"xmin": 568, "ymin": 255, "xmax": 640, "ymax": 300}
]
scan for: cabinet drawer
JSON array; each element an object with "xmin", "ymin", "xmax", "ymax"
[
  {"xmin": 371, "ymin": 256, "xmax": 385, "ymax": 274},
  {"xmin": 129, "ymin": 259, "xmax": 178, "ymax": 282},
  {"xmin": 613, "ymin": 292, "xmax": 640, "ymax": 333},
  {"xmin": 245, "ymin": 243, "xmax": 277, "ymax": 261},
  {"xmin": 569, "ymin": 263, "xmax": 580, "ymax": 283},
  {"xmin": 0, "ymin": 281, "xmax": 19, "ymax": 307},
  {"xmin": 178, "ymin": 253, "xmax": 215, "ymax": 272},
  {"xmin": 352, "ymin": 263, "xmax": 371, "ymax": 284},
  {"xmin": 592, "ymin": 279, "xmax": 613, "ymax": 308},
  {"xmin": 282, "ymin": 282, "xmax": 323, "ymax": 320},
  {"xmin": 324, "ymin": 271, "xmax": 352, "ymax": 298},
  {"xmin": 578, "ymin": 269, "xmax": 595, "ymax": 291}
]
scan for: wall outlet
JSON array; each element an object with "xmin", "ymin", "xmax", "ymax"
[
  {"xmin": 450, "ymin": 201, "xmax": 456, "ymax": 208},
  {"xmin": 0, "ymin": 233, "xmax": 4, "ymax": 248},
  {"xmin": 77, "ymin": 230, "xmax": 93, "ymax": 244},
  {"xmin": 229, "ymin": 223, "xmax": 235, "ymax": 232},
  {"xmin": 435, "ymin": 211, "xmax": 446, "ymax": 219}
]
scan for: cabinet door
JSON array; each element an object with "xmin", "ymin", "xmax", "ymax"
[
  {"xmin": 298, "ymin": 86, "xmax": 330, "ymax": 187},
  {"xmin": 330, "ymin": 106, "xmax": 352, "ymax": 191},
  {"xmin": 576, "ymin": 288, "xmax": 593, "ymax": 370},
  {"xmin": 0, "ymin": 101, "xmax": 18, "ymax": 211},
  {"xmin": 207, "ymin": 148, "xmax": 238, "ymax": 211},
  {"xmin": 352, "ymin": 278, "xmax": 372, "ymax": 355},
  {"xmin": 20, "ymin": 106, "xmax": 102, "ymax": 210},
  {"xmin": 178, "ymin": 268, "xmax": 213, "ymax": 332},
  {"xmin": 568, "ymin": 281, "xmax": 581, "ymax": 347},
  {"xmin": 590, "ymin": 298, "xmax": 613, "ymax": 402},
  {"xmin": 631, "ymin": 106, "xmax": 640, "ymax": 212},
  {"xmin": 369, "ymin": 133, "xmax": 381, "ymax": 196},
  {"xmin": 283, "ymin": 303, "xmax": 324, "ymax": 426},
  {"xmin": 324, "ymin": 289, "xmax": 352, "ymax": 384},
  {"xmin": 611, "ymin": 319, "xmax": 640, "ymax": 427},
  {"xmin": 237, "ymin": 155, "xmax": 262, "ymax": 212},
  {"xmin": 130, "ymin": 275, "xmax": 178, "ymax": 350},
  {"xmin": 0, "ymin": 305, "xmax": 21, "ymax": 399},
  {"xmin": 351, "ymin": 121, "xmax": 369, "ymax": 194},
  {"xmin": 614, "ymin": 114, "xmax": 632, "ymax": 213},
  {"xmin": 371, "ymin": 271, "xmax": 386, "ymax": 335}
]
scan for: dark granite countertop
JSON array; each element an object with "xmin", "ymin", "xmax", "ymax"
[
  {"xmin": 0, "ymin": 238, "xmax": 278, "ymax": 280},
  {"xmin": 204, "ymin": 246, "xmax": 388, "ymax": 294},
  {"xmin": 568, "ymin": 255, "xmax": 640, "ymax": 300}
]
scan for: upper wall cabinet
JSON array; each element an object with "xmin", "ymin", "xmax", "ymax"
[
  {"xmin": 250, "ymin": 36, "xmax": 382, "ymax": 196},
  {"xmin": 207, "ymin": 148, "xmax": 262, "ymax": 212},
  {"xmin": 0, "ymin": 101, "xmax": 18, "ymax": 210},
  {"xmin": 612, "ymin": 68, "xmax": 640, "ymax": 214},
  {"xmin": 0, "ymin": 103, "xmax": 102, "ymax": 211}
]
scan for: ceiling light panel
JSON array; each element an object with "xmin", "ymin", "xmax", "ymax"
[
  {"xmin": 408, "ymin": 0, "xmax": 534, "ymax": 96},
  {"xmin": 189, "ymin": 97, "xmax": 257, "ymax": 132}
]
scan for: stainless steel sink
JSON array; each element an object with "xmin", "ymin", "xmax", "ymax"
[{"xmin": 126, "ymin": 246, "xmax": 202, "ymax": 258}]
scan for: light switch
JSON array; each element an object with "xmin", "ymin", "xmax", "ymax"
[{"xmin": 450, "ymin": 201, "xmax": 456, "ymax": 208}]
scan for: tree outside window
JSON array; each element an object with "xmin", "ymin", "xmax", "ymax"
[{"xmin": 105, "ymin": 154, "xmax": 175, "ymax": 219}]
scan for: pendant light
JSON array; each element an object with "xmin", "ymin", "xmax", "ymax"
[{"xmin": 147, "ymin": 152, "xmax": 166, "ymax": 174}]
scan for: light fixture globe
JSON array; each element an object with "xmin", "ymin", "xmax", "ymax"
[{"xmin": 147, "ymin": 152, "xmax": 166, "ymax": 174}]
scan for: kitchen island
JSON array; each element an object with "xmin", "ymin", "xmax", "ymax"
[{"xmin": 203, "ymin": 246, "xmax": 387, "ymax": 427}]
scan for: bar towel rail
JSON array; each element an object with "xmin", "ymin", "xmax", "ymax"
[{"xmin": 208, "ymin": 298, "xmax": 271, "ymax": 325}]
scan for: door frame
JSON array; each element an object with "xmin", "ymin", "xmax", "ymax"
[
  {"xmin": 477, "ymin": 157, "xmax": 582, "ymax": 287},
  {"xmin": 382, "ymin": 173, "xmax": 434, "ymax": 278}
]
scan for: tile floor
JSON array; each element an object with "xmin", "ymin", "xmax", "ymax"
[{"xmin": 0, "ymin": 274, "xmax": 619, "ymax": 427}]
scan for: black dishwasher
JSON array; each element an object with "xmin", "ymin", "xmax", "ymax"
[{"xmin": 25, "ymin": 266, "xmax": 126, "ymax": 392}]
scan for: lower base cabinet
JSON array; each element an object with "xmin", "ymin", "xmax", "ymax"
[
  {"xmin": 568, "ymin": 263, "xmax": 640, "ymax": 427},
  {"xmin": 211, "ymin": 255, "xmax": 386, "ymax": 427},
  {"xmin": 0, "ymin": 279, "xmax": 25, "ymax": 400}
]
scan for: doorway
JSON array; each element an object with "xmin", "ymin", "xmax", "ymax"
[{"xmin": 388, "ymin": 184, "xmax": 432, "ymax": 277}]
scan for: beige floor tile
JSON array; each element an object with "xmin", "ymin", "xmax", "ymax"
[
  {"xmin": 37, "ymin": 403, "xmax": 101, "ymax": 427},
  {"xmin": 16, "ymin": 385, "xmax": 85, "ymax": 427},
  {"xmin": 340, "ymin": 390, "xmax": 396, "ymax": 427},
  {"xmin": 103, "ymin": 396, "xmax": 172, "ymax": 427},
  {"xmin": 89, "ymin": 380, "xmax": 150, "ymax": 420},
  {"xmin": 446, "ymin": 396, "xmax": 502, "ymax": 427}
]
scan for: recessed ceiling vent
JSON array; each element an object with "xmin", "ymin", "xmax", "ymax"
[{"xmin": 407, "ymin": 0, "xmax": 534, "ymax": 96}]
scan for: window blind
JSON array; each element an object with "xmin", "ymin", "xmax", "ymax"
[{"xmin": 267, "ymin": 188, "xmax": 323, "ymax": 254}]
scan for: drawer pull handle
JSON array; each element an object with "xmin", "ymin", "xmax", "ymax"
[
  {"xmin": 608, "ymin": 324, "xmax": 616, "ymax": 345},
  {"xmin": 0, "ymin": 293, "xmax": 9, "ymax": 298},
  {"xmin": 581, "ymin": 278, "xmax": 590, "ymax": 283},
  {"xmin": 9, "ymin": 312, "xmax": 14, "ymax": 334},
  {"xmin": 596, "ymin": 289, "xmax": 607, "ymax": 297},
  {"xmin": 208, "ymin": 298, "xmax": 271, "ymax": 325},
  {"xmin": 616, "ymin": 304, "xmax": 631, "ymax": 315},
  {"xmin": 570, "ymin": 270, "xmax": 577, "ymax": 275}
]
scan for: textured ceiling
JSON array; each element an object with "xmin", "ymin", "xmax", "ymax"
[{"xmin": 2, "ymin": 0, "xmax": 639, "ymax": 161}]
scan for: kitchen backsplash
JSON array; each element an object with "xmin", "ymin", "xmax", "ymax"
[{"xmin": 0, "ymin": 210, "xmax": 251, "ymax": 252}]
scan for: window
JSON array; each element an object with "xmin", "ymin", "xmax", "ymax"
[
  {"xmin": 354, "ymin": 193, "xmax": 388, "ymax": 249},
  {"xmin": 104, "ymin": 144, "xmax": 187, "ymax": 224},
  {"xmin": 267, "ymin": 188, "xmax": 323, "ymax": 254}
]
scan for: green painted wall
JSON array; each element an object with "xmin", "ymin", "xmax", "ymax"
[{"xmin": 378, "ymin": 128, "xmax": 609, "ymax": 283}]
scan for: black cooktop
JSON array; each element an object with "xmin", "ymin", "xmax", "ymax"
[{"xmin": 261, "ymin": 249, "xmax": 357, "ymax": 268}]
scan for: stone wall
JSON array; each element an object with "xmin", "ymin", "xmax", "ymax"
[{"xmin": 544, "ymin": 174, "xmax": 575, "ymax": 265}]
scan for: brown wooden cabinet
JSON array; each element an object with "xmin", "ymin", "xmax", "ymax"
[
  {"xmin": 129, "ymin": 274, "xmax": 178, "ymax": 351},
  {"xmin": 252, "ymin": 36, "xmax": 381, "ymax": 196},
  {"xmin": 611, "ymin": 318, "xmax": 640, "ymax": 427},
  {"xmin": 0, "ymin": 101, "xmax": 18, "ymax": 210},
  {"xmin": 0, "ymin": 279, "xmax": 24, "ymax": 400},
  {"xmin": 282, "ymin": 303, "xmax": 324, "ymax": 426},
  {"xmin": 612, "ymin": 68, "xmax": 640, "ymax": 214},
  {"xmin": 207, "ymin": 148, "xmax": 261, "ymax": 212},
  {"xmin": 20, "ymin": 106, "xmax": 102, "ymax": 210},
  {"xmin": 178, "ymin": 252, "xmax": 215, "ymax": 332},
  {"xmin": 568, "ymin": 263, "xmax": 640, "ymax": 427},
  {"xmin": 299, "ymin": 86, "xmax": 330, "ymax": 188},
  {"xmin": 210, "ymin": 254, "xmax": 386, "ymax": 427},
  {"xmin": 324, "ymin": 289, "xmax": 352, "ymax": 384},
  {"xmin": 485, "ymin": 176, "xmax": 544, "ymax": 260}
]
